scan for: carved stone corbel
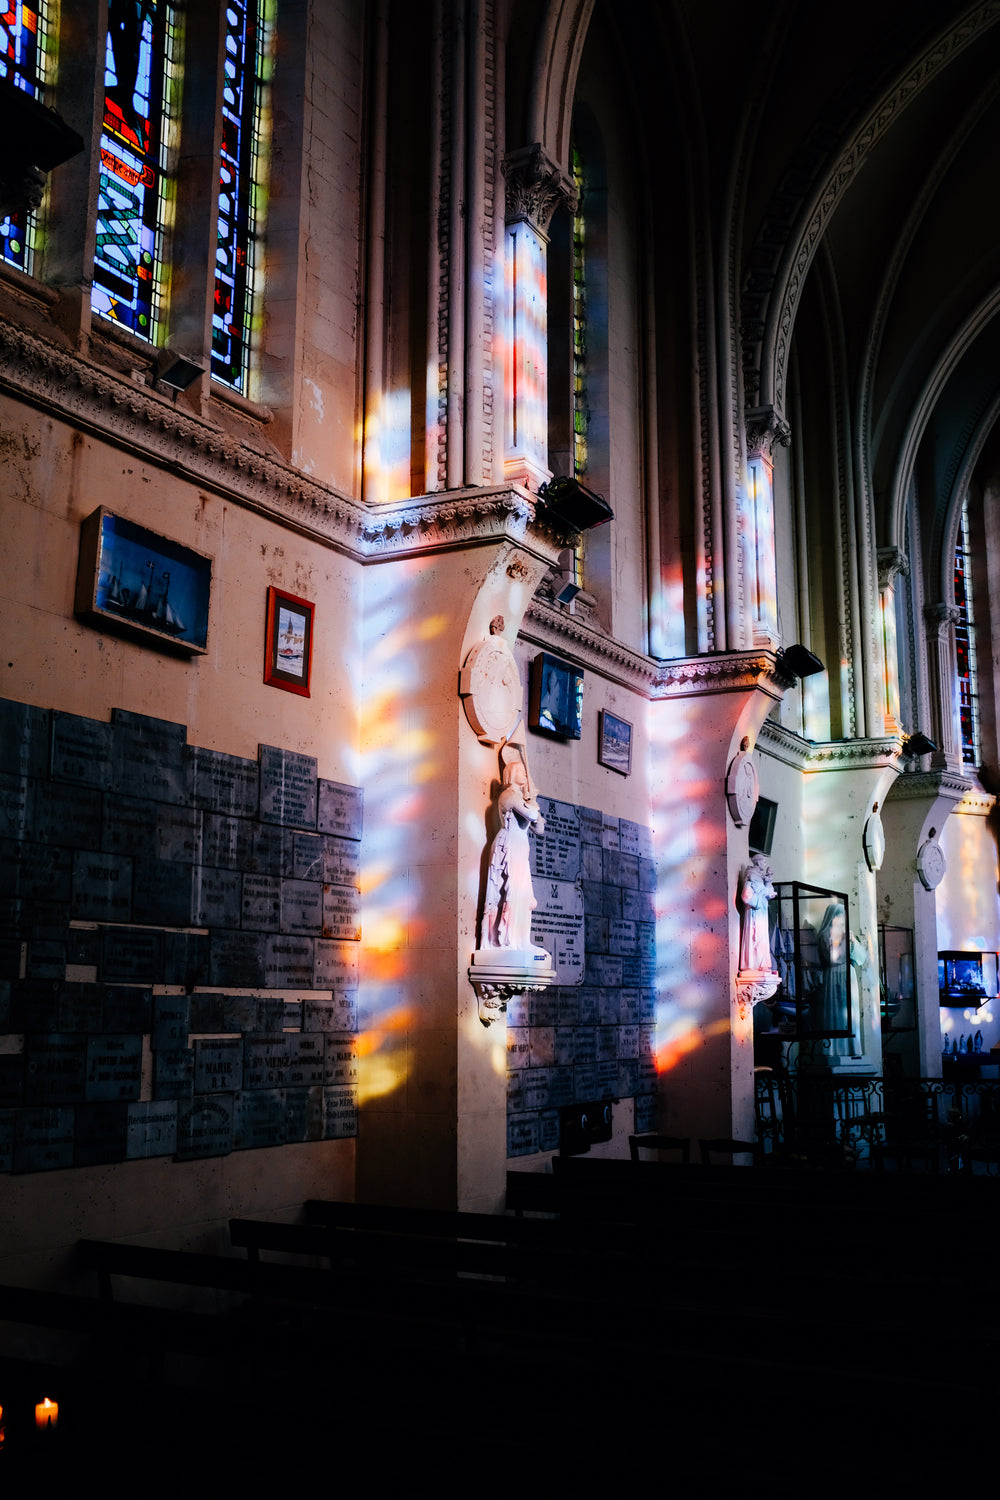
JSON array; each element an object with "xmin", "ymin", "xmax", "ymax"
[{"xmin": 734, "ymin": 969, "xmax": 781, "ymax": 1020}]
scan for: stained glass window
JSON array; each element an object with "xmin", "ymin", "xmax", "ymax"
[
  {"xmin": 93, "ymin": 0, "xmax": 179, "ymax": 340},
  {"xmin": 0, "ymin": 1, "xmax": 51, "ymax": 273},
  {"xmin": 954, "ymin": 495, "xmax": 979, "ymax": 766},
  {"xmin": 212, "ymin": 0, "xmax": 271, "ymax": 393}
]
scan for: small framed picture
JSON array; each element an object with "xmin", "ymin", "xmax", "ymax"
[
  {"xmin": 529, "ymin": 652, "xmax": 584, "ymax": 739},
  {"xmin": 598, "ymin": 710, "xmax": 632, "ymax": 775},
  {"xmin": 264, "ymin": 586, "xmax": 314, "ymax": 696}
]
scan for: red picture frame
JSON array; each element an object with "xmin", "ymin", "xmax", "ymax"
[{"xmin": 264, "ymin": 586, "xmax": 314, "ymax": 696}]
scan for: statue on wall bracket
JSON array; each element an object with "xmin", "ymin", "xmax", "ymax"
[{"xmin": 735, "ymin": 852, "xmax": 780, "ymax": 1018}]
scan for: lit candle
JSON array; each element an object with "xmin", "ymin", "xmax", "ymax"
[{"xmin": 35, "ymin": 1398, "xmax": 58, "ymax": 1431}]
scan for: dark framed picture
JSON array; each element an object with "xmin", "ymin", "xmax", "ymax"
[
  {"xmin": 264, "ymin": 586, "xmax": 314, "ymax": 696},
  {"xmin": 529, "ymin": 652, "xmax": 584, "ymax": 739},
  {"xmin": 75, "ymin": 507, "xmax": 212, "ymax": 654},
  {"xmin": 598, "ymin": 710, "xmax": 632, "ymax": 774}
]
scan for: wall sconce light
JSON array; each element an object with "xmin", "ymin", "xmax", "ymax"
[
  {"xmin": 903, "ymin": 731, "xmax": 937, "ymax": 757},
  {"xmin": 157, "ymin": 354, "xmax": 204, "ymax": 392},
  {"xmin": 778, "ymin": 643, "xmax": 825, "ymax": 679},
  {"xmin": 537, "ymin": 476, "xmax": 614, "ymax": 533}
]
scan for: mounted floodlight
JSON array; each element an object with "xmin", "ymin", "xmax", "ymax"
[
  {"xmin": 157, "ymin": 355, "xmax": 204, "ymax": 392},
  {"xmin": 554, "ymin": 546, "xmax": 580, "ymax": 606},
  {"xmin": 903, "ymin": 731, "xmax": 937, "ymax": 757},
  {"xmin": 536, "ymin": 476, "xmax": 614, "ymax": 533},
  {"xmin": 778, "ymin": 643, "xmax": 825, "ymax": 679}
]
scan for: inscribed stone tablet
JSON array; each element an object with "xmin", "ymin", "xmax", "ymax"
[
  {"xmin": 553, "ymin": 1027, "xmax": 576, "ymax": 1067},
  {"xmin": 528, "ymin": 1027, "xmax": 554, "ymax": 1067},
  {"xmin": 162, "ymin": 931, "xmax": 210, "ymax": 988},
  {"xmin": 578, "ymin": 806, "xmax": 603, "ymax": 845},
  {"xmin": 25, "ymin": 941, "xmax": 65, "ymax": 979},
  {"xmin": 284, "ymin": 1085, "xmax": 324, "ymax": 1144},
  {"xmin": 603, "ymin": 849, "xmax": 638, "ymax": 890},
  {"xmin": 0, "ymin": 774, "xmax": 30, "ymax": 841},
  {"xmin": 601, "ymin": 814, "xmax": 620, "ymax": 851},
  {"xmin": 71, "ymin": 850, "xmax": 133, "ymax": 923},
  {"xmin": 618, "ymin": 1024, "xmax": 640, "ymax": 1060},
  {"xmin": 155, "ymin": 805, "xmax": 202, "ymax": 865},
  {"xmin": 191, "ymin": 866, "xmax": 241, "ymax": 928},
  {"xmin": 321, "ymin": 883, "xmax": 361, "ymax": 940},
  {"xmin": 57, "ymin": 983, "xmax": 103, "ymax": 1032},
  {"xmin": 507, "ymin": 1071, "xmax": 524, "ymax": 1110},
  {"xmin": 154, "ymin": 1048, "xmax": 194, "ymax": 1099},
  {"xmin": 234, "ymin": 1088, "xmax": 286, "ymax": 1150},
  {"xmin": 618, "ymin": 1059, "xmax": 638, "ymax": 1097},
  {"xmin": 323, "ymin": 1083, "xmax": 358, "ymax": 1138},
  {"xmin": 101, "ymin": 796, "xmax": 160, "ymax": 858},
  {"xmin": 531, "ymin": 800, "xmax": 581, "ymax": 880},
  {"xmin": 101, "ymin": 927, "xmax": 163, "ymax": 983},
  {"xmin": 313, "ymin": 941, "xmax": 359, "ymax": 991},
  {"xmin": 609, "ymin": 919, "xmax": 637, "ymax": 956},
  {"xmin": 585, "ymin": 953, "xmax": 622, "ymax": 988},
  {"xmin": 210, "ymin": 930, "xmax": 266, "ymax": 988},
  {"xmin": 620, "ymin": 990, "xmax": 640, "ymax": 1024},
  {"xmin": 102, "ymin": 985, "xmax": 152, "ymax": 1033},
  {"xmin": 85, "ymin": 1034, "xmax": 142, "ymax": 1101},
  {"xmin": 14, "ymin": 1105, "xmax": 74, "ymax": 1172},
  {"xmin": 74, "ymin": 1101, "xmax": 128, "ymax": 1166},
  {"xmin": 550, "ymin": 1067, "xmax": 574, "ymax": 1108},
  {"xmin": 0, "ymin": 1108, "xmax": 14, "ymax": 1170},
  {"xmin": 507, "ymin": 1028, "xmax": 529, "ymax": 1069},
  {"xmin": 10, "ymin": 978, "xmax": 61, "ymax": 1034},
  {"xmin": 538, "ymin": 1109, "xmax": 560, "ymax": 1152},
  {"xmin": 241, "ymin": 873, "xmax": 281, "ymax": 932},
  {"xmin": 573, "ymin": 1027, "xmax": 597, "ymax": 1065},
  {"xmin": 127, "ymin": 1100, "xmax": 177, "ymax": 1158},
  {"xmin": 12, "ymin": 841, "xmax": 73, "ymax": 903},
  {"xmin": 259, "ymin": 745, "xmax": 318, "ymax": 829},
  {"xmin": 523, "ymin": 1069, "xmax": 551, "ymax": 1111},
  {"xmin": 281, "ymin": 878, "xmax": 323, "ymax": 936},
  {"xmin": 303, "ymin": 992, "xmax": 358, "ymax": 1032},
  {"xmin": 595, "ymin": 1026, "xmax": 618, "ymax": 1062},
  {"xmin": 0, "ymin": 699, "xmax": 49, "ymax": 778},
  {"xmin": 317, "ymin": 779, "xmax": 363, "ymax": 841},
  {"xmin": 530, "ymin": 877, "xmax": 585, "ymax": 985},
  {"xmin": 623, "ymin": 888, "xmax": 655, "ymax": 923},
  {"xmin": 264, "ymin": 936, "xmax": 314, "ymax": 988},
  {"xmin": 635, "ymin": 1093, "xmax": 658, "ymax": 1132},
  {"xmin": 581, "ymin": 842, "xmax": 604, "ymax": 882},
  {"xmin": 243, "ymin": 1035, "xmax": 286, "ymax": 1089},
  {"xmin": 507, "ymin": 1113, "xmax": 538, "ymax": 1157},
  {"xmin": 176, "ymin": 1094, "xmax": 233, "ymax": 1159},
  {"xmin": 294, "ymin": 832, "xmax": 360, "ymax": 887},
  {"xmin": 285, "ymin": 1033, "xmax": 325, "ymax": 1087},
  {"xmin": 189, "ymin": 991, "xmax": 224, "ymax": 1033},
  {"xmin": 257, "ymin": 995, "xmax": 285, "ymax": 1030},
  {"xmin": 202, "ymin": 813, "xmax": 253, "ymax": 871},
  {"xmin": 220, "ymin": 994, "xmax": 258, "ymax": 1033},
  {"xmin": 190, "ymin": 747, "xmax": 259, "ymax": 817},
  {"xmin": 112, "ymin": 710, "xmax": 190, "ymax": 805},
  {"xmin": 194, "ymin": 1037, "xmax": 243, "ymax": 1093},
  {"xmin": 248, "ymin": 822, "xmax": 294, "ymax": 876},
  {"xmin": 153, "ymin": 994, "xmax": 190, "ymax": 1050},
  {"xmin": 50, "ymin": 712, "xmax": 113, "ymax": 789},
  {"xmin": 324, "ymin": 1034, "xmax": 358, "ymax": 1086},
  {"xmin": 574, "ymin": 1062, "xmax": 597, "ymax": 1100},
  {"xmin": 596, "ymin": 1060, "xmax": 618, "ymax": 1098},
  {"xmin": 24, "ymin": 1036, "xmax": 88, "ymax": 1104}
]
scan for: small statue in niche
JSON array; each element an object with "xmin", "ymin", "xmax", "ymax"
[
  {"xmin": 482, "ymin": 745, "xmax": 547, "ymax": 954},
  {"xmin": 738, "ymin": 854, "xmax": 777, "ymax": 973}
]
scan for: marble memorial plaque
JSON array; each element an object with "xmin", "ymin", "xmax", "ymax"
[
  {"xmin": 71, "ymin": 851, "xmax": 133, "ymax": 923},
  {"xmin": 294, "ymin": 832, "xmax": 361, "ymax": 887},
  {"xmin": 574, "ymin": 1062, "xmax": 597, "ymax": 1100},
  {"xmin": 162, "ymin": 931, "xmax": 210, "ymax": 988},
  {"xmin": 619, "ymin": 1024, "xmax": 641, "ymax": 1060},
  {"xmin": 281, "ymin": 878, "xmax": 323, "ymax": 936},
  {"xmin": 85, "ymin": 1035, "xmax": 142, "ymax": 1101},
  {"xmin": 282, "ymin": 998, "xmax": 303, "ymax": 1029},
  {"xmin": 259, "ymin": 745, "xmax": 317, "ymax": 830},
  {"xmin": 220, "ymin": 993, "xmax": 258, "ymax": 1033},
  {"xmin": 25, "ymin": 1035, "xmax": 88, "ymax": 1104},
  {"xmin": 603, "ymin": 849, "xmax": 638, "ymax": 890},
  {"xmin": 284, "ymin": 1085, "xmax": 324, "ymax": 1144},
  {"xmin": 553, "ymin": 1027, "xmax": 576, "ymax": 1067},
  {"xmin": 176, "ymin": 1094, "xmax": 234, "ymax": 1159},
  {"xmin": 321, "ymin": 883, "xmax": 361, "ymax": 941},
  {"xmin": 635, "ymin": 1093, "xmax": 658, "ymax": 1132},
  {"xmin": 189, "ymin": 991, "xmax": 226, "ymax": 1032},
  {"xmin": 58, "ymin": 982, "xmax": 103, "ymax": 1032},
  {"xmin": 323, "ymin": 1033, "xmax": 358, "ymax": 1086},
  {"xmin": 573, "ymin": 1027, "xmax": 597, "ymax": 1064},
  {"xmin": 103, "ymin": 984, "xmax": 152, "ymax": 1033},
  {"xmin": 507, "ymin": 1113, "xmax": 538, "ymax": 1157},
  {"xmin": 0, "ymin": 1108, "xmax": 14, "ymax": 1170},
  {"xmin": 620, "ymin": 954, "xmax": 641, "ymax": 987},
  {"xmin": 14, "ymin": 1105, "xmax": 74, "ymax": 1172},
  {"xmin": 507, "ymin": 1028, "xmax": 530, "ymax": 1069},
  {"xmin": 0, "ymin": 699, "xmax": 50, "ymax": 778},
  {"xmin": 191, "ymin": 747, "xmax": 259, "ymax": 817},
  {"xmin": 585, "ymin": 915, "xmax": 609, "ymax": 953},
  {"xmin": 523, "ymin": 1068, "xmax": 552, "ymax": 1111},
  {"xmin": 101, "ymin": 927, "xmax": 163, "ymax": 983},
  {"xmin": 639, "ymin": 989, "xmax": 655, "ymax": 1022},
  {"xmin": 313, "ymin": 940, "xmax": 359, "ymax": 991},
  {"xmin": 11, "ymin": 978, "xmax": 61, "ymax": 1034},
  {"xmin": 528, "ymin": 1027, "xmax": 554, "ymax": 1067},
  {"xmin": 0, "ymin": 1056, "xmax": 24, "ymax": 1108},
  {"xmin": 243, "ymin": 1035, "xmax": 286, "ymax": 1089},
  {"xmin": 101, "ymin": 796, "xmax": 161, "ymax": 858},
  {"xmin": 618, "ymin": 819, "xmax": 640, "ymax": 857},
  {"xmin": 25, "ymin": 941, "xmax": 65, "ymax": 979},
  {"xmin": 549, "ymin": 1067, "xmax": 574, "ymax": 1108},
  {"xmin": 285, "ymin": 1033, "xmax": 325, "ymax": 1087},
  {"xmin": 191, "ymin": 866, "xmax": 241, "ymax": 928},
  {"xmin": 620, "ymin": 990, "xmax": 640, "ymax": 1025},
  {"xmin": 112, "ymin": 710, "xmax": 191, "ymax": 805},
  {"xmin": 127, "ymin": 1100, "xmax": 178, "ymax": 1158},
  {"xmin": 264, "ymin": 936, "xmax": 315, "ymax": 988},
  {"xmin": 74, "ymin": 1101, "xmax": 128, "ymax": 1166},
  {"xmin": 304, "ymin": 992, "xmax": 357, "ymax": 1031},
  {"xmin": 257, "ymin": 995, "xmax": 285, "ymax": 1030},
  {"xmin": 595, "ymin": 1026, "xmax": 618, "ymax": 1062},
  {"xmin": 155, "ymin": 805, "xmax": 202, "ymax": 865},
  {"xmin": 234, "ymin": 1088, "xmax": 286, "ymax": 1150},
  {"xmin": 638, "ymin": 856, "xmax": 656, "ymax": 893},
  {"xmin": 317, "ymin": 779, "xmax": 363, "ymax": 841},
  {"xmin": 210, "ymin": 930, "xmax": 266, "ymax": 988},
  {"xmin": 531, "ymin": 800, "xmax": 582, "ymax": 880},
  {"xmin": 506, "ymin": 1071, "xmax": 525, "ymax": 1111},
  {"xmin": 154, "ymin": 1047, "xmax": 194, "ymax": 1099},
  {"xmin": 505, "ymin": 994, "xmax": 530, "ymax": 1026},
  {"xmin": 609, "ymin": 919, "xmax": 637, "ymax": 956},
  {"xmin": 585, "ymin": 953, "xmax": 622, "ymax": 988},
  {"xmin": 581, "ymin": 842, "xmax": 604, "ymax": 882},
  {"xmin": 538, "ymin": 1109, "xmax": 561, "ymax": 1152},
  {"xmin": 623, "ymin": 888, "xmax": 655, "ymax": 924},
  {"xmin": 153, "ymin": 993, "xmax": 190, "ymax": 1050},
  {"xmin": 248, "ymin": 822, "xmax": 294, "ymax": 876},
  {"xmin": 596, "ymin": 1060, "xmax": 618, "ymax": 1098},
  {"xmin": 639, "ymin": 1023, "xmax": 656, "ymax": 1060},
  {"xmin": 618, "ymin": 1059, "xmax": 638, "ymax": 1097},
  {"xmin": 530, "ymin": 877, "xmax": 585, "ymax": 985},
  {"xmin": 323, "ymin": 1083, "xmax": 358, "ymax": 1138},
  {"xmin": 12, "ymin": 841, "xmax": 73, "ymax": 903},
  {"xmin": 576, "ymin": 988, "xmax": 599, "ymax": 1025},
  {"xmin": 637, "ymin": 1055, "xmax": 658, "ymax": 1094},
  {"xmin": 601, "ymin": 814, "xmax": 620, "ymax": 851},
  {"xmin": 67, "ymin": 927, "xmax": 101, "ymax": 969},
  {"xmin": 241, "ymin": 873, "xmax": 281, "ymax": 932},
  {"xmin": 0, "ymin": 774, "xmax": 30, "ymax": 841},
  {"xmin": 50, "ymin": 712, "xmax": 114, "ymax": 789},
  {"xmin": 599, "ymin": 989, "xmax": 620, "ymax": 1025},
  {"xmin": 202, "ymin": 813, "xmax": 253, "ymax": 871},
  {"xmin": 194, "ymin": 1037, "xmax": 243, "ymax": 1093}
]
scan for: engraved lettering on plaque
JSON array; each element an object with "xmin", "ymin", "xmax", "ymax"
[
  {"xmin": 321, "ymin": 883, "xmax": 361, "ymax": 941},
  {"xmin": 176, "ymin": 1095, "xmax": 233, "ymax": 1159},
  {"xmin": 530, "ymin": 878, "xmax": 585, "ymax": 985},
  {"xmin": 127, "ymin": 1101, "xmax": 178, "ymax": 1158},
  {"xmin": 532, "ymin": 800, "xmax": 582, "ymax": 881},
  {"xmin": 51, "ymin": 712, "xmax": 114, "ymax": 789},
  {"xmin": 259, "ymin": 745, "xmax": 318, "ymax": 830},
  {"xmin": 317, "ymin": 779, "xmax": 363, "ymax": 841}
]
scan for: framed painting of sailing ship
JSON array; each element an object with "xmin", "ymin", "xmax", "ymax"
[
  {"xmin": 264, "ymin": 586, "xmax": 314, "ymax": 696},
  {"xmin": 75, "ymin": 508, "xmax": 212, "ymax": 655},
  {"xmin": 598, "ymin": 710, "xmax": 632, "ymax": 775}
]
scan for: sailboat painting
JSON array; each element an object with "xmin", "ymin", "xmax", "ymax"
[
  {"xmin": 264, "ymin": 586, "xmax": 314, "ymax": 696},
  {"xmin": 75, "ymin": 509, "xmax": 212, "ymax": 654}
]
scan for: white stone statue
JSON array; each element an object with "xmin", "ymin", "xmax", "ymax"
[
  {"xmin": 738, "ymin": 853, "xmax": 776, "ymax": 973},
  {"xmin": 482, "ymin": 745, "xmax": 547, "ymax": 954}
]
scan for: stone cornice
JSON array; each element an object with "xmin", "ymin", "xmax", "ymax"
[
  {"xmin": 651, "ymin": 651, "xmax": 792, "ymax": 701},
  {"xmin": 885, "ymin": 768, "xmax": 975, "ymax": 806},
  {"xmin": 0, "ymin": 320, "xmax": 570, "ymax": 564},
  {"xmin": 521, "ymin": 598, "xmax": 660, "ymax": 689},
  {"xmin": 758, "ymin": 719, "xmax": 902, "ymax": 772}
]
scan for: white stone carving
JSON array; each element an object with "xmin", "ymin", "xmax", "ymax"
[
  {"xmin": 738, "ymin": 854, "xmax": 777, "ymax": 975},
  {"xmin": 460, "ymin": 636, "xmax": 524, "ymax": 744},
  {"xmin": 726, "ymin": 742, "xmax": 759, "ymax": 826}
]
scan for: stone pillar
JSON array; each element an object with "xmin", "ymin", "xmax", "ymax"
[
  {"xmin": 501, "ymin": 144, "xmax": 576, "ymax": 493},
  {"xmin": 744, "ymin": 406, "xmax": 790, "ymax": 649},
  {"xmin": 877, "ymin": 547, "xmax": 908, "ymax": 734},
  {"xmin": 924, "ymin": 602, "xmax": 963, "ymax": 772}
]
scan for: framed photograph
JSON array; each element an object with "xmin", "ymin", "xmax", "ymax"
[
  {"xmin": 529, "ymin": 652, "xmax": 584, "ymax": 739},
  {"xmin": 598, "ymin": 709, "xmax": 632, "ymax": 774},
  {"xmin": 264, "ymin": 586, "xmax": 314, "ymax": 696},
  {"xmin": 75, "ymin": 507, "xmax": 212, "ymax": 654}
]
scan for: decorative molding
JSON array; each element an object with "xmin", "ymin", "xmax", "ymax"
[
  {"xmin": 884, "ymin": 768, "xmax": 972, "ymax": 803},
  {"xmin": 652, "ymin": 651, "xmax": 792, "ymax": 701},
  {"xmin": 924, "ymin": 601, "xmax": 962, "ymax": 633},
  {"xmin": 758, "ymin": 718, "xmax": 903, "ymax": 772},
  {"xmin": 521, "ymin": 597, "xmax": 660, "ymax": 689},
  {"xmin": 877, "ymin": 546, "xmax": 909, "ymax": 588},
  {"xmin": 502, "ymin": 143, "xmax": 576, "ymax": 235},
  {"xmin": 745, "ymin": 404, "xmax": 791, "ymax": 461}
]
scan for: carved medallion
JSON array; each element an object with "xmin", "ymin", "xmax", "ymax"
[
  {"xmin": 726, "ymin": 746, "xmax": 759, "ymax": 826},
  {"xmin": 863, "ymin": 809, "xmax": 885, "ymax": 872},
  {"xmin": 459, "ymin": 637, "xmax": 524, "ymax": 744},
  {"xmin": 917, "ymin": 836, "xmax": 946, "ymax": 891}
]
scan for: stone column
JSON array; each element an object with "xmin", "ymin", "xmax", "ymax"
[
  {"xmin": 924, "ymin": 602, "xmax": 963, "ymax": 772},
  {"xmin": 877, "ymin": 547, "xmax": 908, "ymax": 734},
  {"xmin": 501, "ymin": 144, "xmax": 576, "ymax": 493},
  {"xmin": 744, "ymin": 406, "xmax": 790, "ymax": 649}
]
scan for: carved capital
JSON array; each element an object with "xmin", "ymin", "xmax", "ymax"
[
  {"xmin": 924, "ymin": 601, "xmax": 962, "ymax": 636},
  {"xmin": 502, "ymin": 144, "xmax": 576, "ymax": 234},
  {"xmin": 877, "ymin": 546, "xmax": 909, "ymax": 589},
  {"xmin": 745, "ymin": 405, "xmax": 791, "ymax": 461}
]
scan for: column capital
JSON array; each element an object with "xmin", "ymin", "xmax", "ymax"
[
  {"xmin": 924, "ymin": 601, "xmax": 961, "ymax": 634},
  {"xmin": 877, "ymin": 546, "xmax": 909, "ymax": 589},
  {"xmin": 502, "ymin": 143, "xmax": 577, "ymax": 235},
  {"xmin": 745, "ymin": 404, "xmax": 791, "ymax": 462}
]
